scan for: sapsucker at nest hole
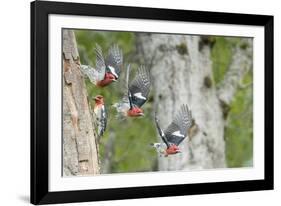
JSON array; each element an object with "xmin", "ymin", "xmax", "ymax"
[
  {"xmin": 92, "ymin": 95, "xmax": 107, "ymax": 140},
  {"xmin": 151, "ymin": 105, "xmax": 193, "ymax": 157},
  {"xmin": 113, "ymin": 64, "xmax": 151, "ymax": 118},
  {"xmin": 80, "ymin": 44, "xmax": 123, "ymax": 87}
]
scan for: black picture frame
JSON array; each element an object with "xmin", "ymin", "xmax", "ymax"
[{"xmin": 31, "ymin": 0, "xmax": 274, "ymax": 204}]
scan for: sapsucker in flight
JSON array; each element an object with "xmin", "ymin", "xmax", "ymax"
[
  {"xmin": 92, "ymin": 95, "xmax": 107, "ymax": 140},
  {"xmin": 152, "ymin": 105, "xmax": 193, "ymax": 157},
  {"xmin": 113, "ymin": 64, "xmax": 151, "ymax": 117},
  {"xmin": 80, "ymin": 44, "xmax": 123, "ymax": 87}
]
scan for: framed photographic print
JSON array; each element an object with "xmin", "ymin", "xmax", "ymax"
[{"xmin": 31, "ymin": 0, "xmax": 274, "ymax": 204}]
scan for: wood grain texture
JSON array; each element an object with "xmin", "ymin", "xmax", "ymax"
[{"xmin": 63, "ymin": 30, "xmax": 100, "ymax": 176}]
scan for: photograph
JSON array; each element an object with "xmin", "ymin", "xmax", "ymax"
[
  {"xmin": 31, "ymin": 1, "xmax": 273, "ymax": 203},
  {"xmin": 62, "ymin": 28, "xmax": 253, "ymax": 176}
]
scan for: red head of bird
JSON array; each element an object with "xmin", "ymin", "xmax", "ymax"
[
  {"xmin": 165, "ymin": 144, "xmax": 181, "ymax": 156},
  {"xmin": 94, "ymin": 95, "xmax": 105, "ymax": 106},
  {"xmin": 96, "ymin": 72, "xmax": 117, "ymax": 87},
  {"xmin": 127, "ymin": 106, "xmax": 144, "ymax": 117}
]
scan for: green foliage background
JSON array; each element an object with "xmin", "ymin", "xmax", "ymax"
[
  {"xmin": 211, "ymin": 37, "xmax": 253, "ymax": 167},
  {"xmin": 75, "ymin": 30, "xmax": 253, "ymax": 173}
]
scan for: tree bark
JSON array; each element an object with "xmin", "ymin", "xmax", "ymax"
[
  {"xmin": 136, "ymin": 34, "xmax": 252, "ymax": 171},
  {"xmin": 63, "ymin": 30, "xmax": 100, "ymax": 176}
]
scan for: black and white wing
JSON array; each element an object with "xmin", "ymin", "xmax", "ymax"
[
  {"xmin": 80, "ymin": 44, "xmax": 106, "ymax": 83},
  {"xmin": 155, "ymin": 115, "xmax": 170, "ymax": 148},
  {"xmin": 80, "ymin": 65, "xmax": 98, "ymax": 84},
  {"xmin": 105, "ymin": 44, "xmax": 123, "ymax": 79},
  {"xmin": 94, "ymin": 44, "xmax": 106, "ymax": 81},
  {"xmin": 112, "ymin": 64, "xmax": 131, "ymax": 115},
  {"xmin": 94, "ymin": 104, "xmax": 107, "ymax": 137},
  {"xmin": 129, "ymin": 66, "xmax": 151, "ymax": 108},
  {"xmin": 164, "ymin": 105, "xmax": 192, "ymax": 146},
  {"xmin": 98, "ymin": 105, "xmax": 107, "ymax": 137}
]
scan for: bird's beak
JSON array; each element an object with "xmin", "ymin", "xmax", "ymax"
[
  {"xmin": 176, "ymin": 150, "xmax": 181, "ymax": 153},
  {"xmin": 139, "ymin": 113, "xmax": 144, "ymax": 116},
  {"xmin": 112, "ymin": 79, "xmax": 117, "ymax": 82}
]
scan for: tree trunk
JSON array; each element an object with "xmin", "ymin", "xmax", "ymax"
[
  {"xmin": 136, "ymin": 34, "xmax": 252, "ymax": 171},
  {"xmin": 63, "ymin": 30, "xmax": 100, "ymax": 176}
]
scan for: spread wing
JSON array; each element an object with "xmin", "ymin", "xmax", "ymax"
[
  {"xmin": 164, "ymin": 105, "xmax": 192, "ymax": 146},
  {"xmin": 129, "ymin": 66, "xmax": 151, "ymax": 108},
  {"xmin": 80, "ymin": 44, "xmax": 105, "ymax": 83},
  {"xmin": 94, "ymin": 44, "xmax": 106, "ymax": 81},
  {"xmin": 80, "ymin": 65, "xmax": 98, "ymax": 84},
  {"xmin": 105, "ymin": 44, "xmax": 123, "ymax": 79},
  {"xmin": 115, "ymin": 64, "xmax": 132, "ymax": 108},
  {"xmin": 155, "ymin": 115, "xmax": 170, "ymax": 148},
  {"xmin": 126, "ymin": 64, "xmax": 133, "ymax": 109}
]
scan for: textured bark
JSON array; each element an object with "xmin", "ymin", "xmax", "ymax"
[
  {"xmin": 63, "ymin": 30, "xmax": 100, "ymax": 176},
  {"xmin": 137, "ymin": 34, "xmax": 252, "ymax": 171}
]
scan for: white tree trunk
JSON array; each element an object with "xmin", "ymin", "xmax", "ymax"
[
  {"xmin": 63, "ymin": 30, "xmax": 100, "ymax": 176},
  {"xmin": 217, "ymin": 38, "xmax": 253, "ymax": 105},
  {"xmin": 137, "ymin": 34, "xmax": 252, "ymax": 171}
]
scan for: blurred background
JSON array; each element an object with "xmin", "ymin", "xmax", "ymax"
[{"xmin": 75, "ymin": 30, "xmax": 253, "ymax": 174}]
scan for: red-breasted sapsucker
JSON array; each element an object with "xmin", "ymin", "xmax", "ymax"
[
  {"xmin": 113, "ymin": 64, "xmax": 151, "ymax": 118},
  {"xmin": 80, "ymin": 44, "xmax": 123, "ymax": 87},
  {"xmin": 93, "ymin": 95, "xmax": 107, "ymax": 139},
  {"xmin": 152, "ymin": 105, "xmax": 192, "ymax": 157}
]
